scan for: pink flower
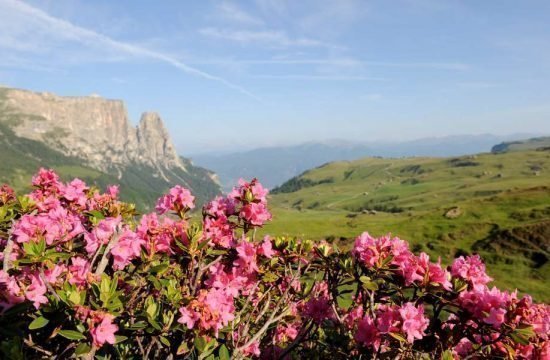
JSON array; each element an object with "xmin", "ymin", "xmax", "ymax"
[
  {"xmin": 258, "ymin": 236, "xmax": 275, "ymax": 258},
  {"xmin": 353, "ymin": 232, "xmax": 413, "ymax": 270},
  {"xmin": 0, "ymin": 184, "xmax": 16, "ymax": 205},
  {"xmin": 43, "ymin": 264, "xmax": 67, "ymax": 285},
  {"xmin": 230, "ymin": 178, "xmax": 269, "ymax": 204},
  {"xmin": 68, "ymin": 257, "xmax": 92, "ymax": 287},
  {"xmin": 344, "ymin": 306, "xmax": 364, "ymax": 329},
  {"xmin": 398, "ymin": 302, "xmax": 429, "ymax": 343},
  {"xmin": 302, "ymin": 296, "xmax": 333, "ymax": 324},
  {"xmin": 206, "ymin": 262, "xmax": 243, "ymax": 298},
  {"xmin": 241, "ymin": 340, "xmax": 261, "ymax": 357},
  {"xmin": 459, "ymin": 286, "xmax": 513, "ymax": 329},
  {"xmin": 355, "ymin": 316, "xmax": 381, "ymax": 349},
  {"xmin": 177, "ymin": 307, "xmax": 199, "ymax": 329},
  {"xmin": 13, "ymin": 206, "xmax": 84, "ymax": 246},
  {"xmin": 137, "ymin": 214, "xmax": 184, "ymax": 255},
  {"xmin": 178, "ymin": 289, "xmax": 235, "ymax": 336},
  {"xmin": 240, "ymin": 202, "xmax": 272, "ymax": 226},
  {"xmin": 202, "ymin": 215, "xmax": 235, "ymax": 248},
  {"xmin": 61, "ymin": 178, "xmax": 88, "ymax": 207},
  {"xmin": 155, "ymin": 185, "xmax": 195, "ymax": 215},
  {"xmin": 24, "ymin": 272, "xmax": 48, "ymax": 309},
  {"xmin": 376, "ymin": 305, "xmax": 401, "ymax": 334},
  {"xmin": 31, "ymin": 168, "xmax": 62, "ymax": 195},
  {"xmin": 90, "ymin": 313, "xmax": 118, "ymax": 347},
  {"xmin": 484, "ymin": 307, "xmax": 507, "ymax": 328},
  {"xmin": 235, "ymin": 239, "xmax": 259, "ymax": 273},
  {"xmin": 0, "ymin": 270, "xmax": 24, "ymax": 312},
  {"xmin": 275, "ymin": 324, "xmax": 299, "ymax": 343},
  {"xmin": 107, "ymin": 185, "xmax": 119, "ymax": 198},
  {"xmin": 451, "ymin": 255, "xmax": 492, "ymax": 287},
  {"xmin": 204, "ymin": 196, "xmax": 236, "ymax": 218},
  {"xmin": 417, "ymin": 252, "xmax": 452, "ymax": 290},
  {"xmin": 454, "ymin": 338, "xmax": 473, "ymax": 357},
  {"xmin": 110, "ymin": 229, "xmax": 144, "ymax": 270},
  {"xmin": 84, "ymin": 217, "xmax": 121, "ymax": 254}
]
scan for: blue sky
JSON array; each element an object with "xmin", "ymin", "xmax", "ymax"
[{"xmin": 0, "ymin": 0, "xmax": 549, "ymax": 154}]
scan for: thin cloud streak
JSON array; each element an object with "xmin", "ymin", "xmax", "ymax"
[
  {"xmin": 0, "ymin": 0, "xmax": 260, "ymax": 100},
  {"xmin": 216, "ymin": 2, "xmax": 264, "ymax": 26},
  {"xmin": 199, "ymin": 27, "xmax": 343, "ymax": 49},
  {"xmin": 251, "ymin": 74, "xmax": 387, "ymax": 81},
  {"xmin": 194, "ymin": 58, "xmax": 470, "ymax": 70}
]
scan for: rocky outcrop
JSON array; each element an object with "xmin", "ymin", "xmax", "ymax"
[{"xmin": 0, "ymin": 88, "xmax": 185, "ymax": 174}]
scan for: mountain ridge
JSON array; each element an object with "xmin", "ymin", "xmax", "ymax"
[
  {"xmin": 0, "ymin": 87, "xmax": 221, "ymax": 208},
  {"xmin": 193, "ymin": 134, "xmax": 542, "ymax": 191}
]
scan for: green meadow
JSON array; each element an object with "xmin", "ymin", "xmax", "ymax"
[{"xmin": 263, "ymin": 150, "xmax": 550, "ymax": 301}]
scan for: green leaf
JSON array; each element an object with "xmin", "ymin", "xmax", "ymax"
[
  {"xmin": 125, "ymin": 321, "xmax": 148, "ymax": 330},
  {"xmin": 360, "ymin": 276, "xmax": 379, "ymax": 291},
  {"xmin": 58, "ymin": 330, "xmax": 86, "ymax": 341},
  {"xmin": 28, "ymin": 316, "xmax": 49, "ymax": 330},
  {"xmin": 510, "ymin": 332, "xmax": 529, "ymax": 345},
  {"xmin": 262, "ymin": 271, "xmax": 279, "ymax": 283},
  {"xmin": 159, "ymin": 336, "xmax": 170, "ymax": 347},
  {"xmin": 74, "ymin": 343, "xmax": 92, "ymax": 356},
  {"xmin": 388, "ymin": 332, "xmax": 407, "ymax": 343},
  {"xmin": 150, "ymin": 264, "xmax": 169, "ymax": 274},
  {"xmin": 114, "ymin": 335, "xmax": 128, "ymax": 344},
  {"xmin": 441, "ymin": 350, "xmax": 454, "ymax": 360},
  {"xmin": 514, "ymin": 325, "xmax": 535, "ymax": 338},
  {"xmin": 218, "ymin": 345, "xmax": 230, "ymax": 360},
  {"xmin": 23, "ymin": 242, "xmax": 37, "ymax": 256},
  {"xmin": 87, "ymin": 210, "xmax": 105, "ymax": 220},
  {"xmin": 194, "ymin": 336, "xmax": 207, "ymax": 352}
]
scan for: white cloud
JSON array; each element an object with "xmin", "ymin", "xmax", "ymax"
[
  {"xmin": 199, "ymin": 27, "xmax": 342, "ymax": 49},
  {"xmin": 0, "ymin": 0, "xmax": 259, "ymax": 100},
  {"xmin": 216, "ymin": 2, "xmax": 263, "ymax": 26}
]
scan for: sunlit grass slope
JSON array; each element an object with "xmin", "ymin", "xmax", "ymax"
[{"xmin": 264, "ymin": 150, "xmax": 550, "ymax": 301}]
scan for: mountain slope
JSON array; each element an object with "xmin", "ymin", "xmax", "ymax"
[
  {"xmin": 491, "ymin": 136, "xmax": 550, "ymax": 153},
  {"xmin": 266, "ymin": 150, "xmax": 550, "ymax": 300},
  {"xmin": 0, "ymin": 87, "xmax": 220, "ymax": 208},
  {"xmin": 193, "ymin": 135, "xmax": 534, "ymax": 191}
]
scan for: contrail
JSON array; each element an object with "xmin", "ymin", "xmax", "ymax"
[{"xmin": 1, "ymin": 0, "xmax": 260, "ymax": 100}]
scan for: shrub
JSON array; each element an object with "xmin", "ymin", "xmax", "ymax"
[{"xmin": 0, "ymin": 169, "xmax": 548, "ymax": 359}]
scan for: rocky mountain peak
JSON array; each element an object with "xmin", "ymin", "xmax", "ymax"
[
  {"xmin": 0, "ymin": 87, "xmax": 185, "ymax": 175},
  {"xmin": 137, "ymin": 112, "xmax": 183, "ymax": 170}
]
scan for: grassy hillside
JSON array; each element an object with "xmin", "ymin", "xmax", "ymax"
[
  {"xmin": 266, "ymin": 150, "xmax": 550, "ymax": 301},
  {"xmin": 492, "ymin": 136, "xmax": 550, "ymax": 153}
]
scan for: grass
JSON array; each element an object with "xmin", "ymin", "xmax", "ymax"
[{"xmin": 263, "ymin": 150, "xmax": 550, "ymax": 301}]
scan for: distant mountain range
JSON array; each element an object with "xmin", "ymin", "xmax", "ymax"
[
  {"xmin": 192, "ymin": 134, "xmax": 542, "ymax": 191},
  {"xmin": 0, "ymin": 87, "xmax": 221, "ymax": 208}
]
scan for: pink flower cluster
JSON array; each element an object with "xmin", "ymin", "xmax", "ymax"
[
  {"xmin": 354, "ymin": 302, "xmax": 429, "ymax": 349},
  {"xmin": 202, "ymin": 179, "xmax": 272, "ymax": 248},
  {"xmin": 155, "ymin": 185, "xmax": 195, "ymax": 215},
  {"xmin": 353, "ymin": 232, "xmax": 451, "ymax": 289},
  {"xmin": 451, "ymin": 254, "xmax": 493, "ymax": 287},
  {"xmin": 0, "ymin": 170, "xmax": 198, "ymax": 347},
  {"xmin": 178, "ymin": 235, "xmax": 277, "ymax": 335},
  {"xmin": 0, "ymin": 170, "xmax": 548, "ymax": 359},
  {"xmin": 229, "ymin": 178, "xmax": 271, "ymax": 226}
]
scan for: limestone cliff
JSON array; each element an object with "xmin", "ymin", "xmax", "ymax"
[
  {"xmin": 0, "ymin": 87, "xmax": 221, "ymax": 208},
  {"xmin": 0, "ymin": 88, "xmax": 184, "ymax": 174}
]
